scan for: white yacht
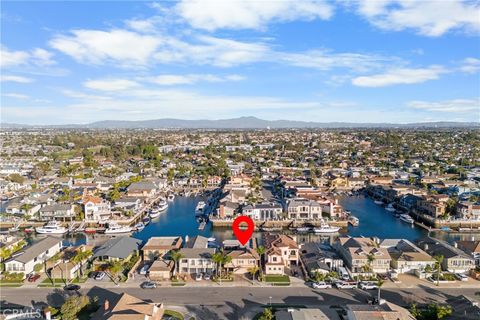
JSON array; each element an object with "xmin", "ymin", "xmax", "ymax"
[
  {"xmin": 149, "ymin": 208, "xmax": 161, "ymax": 219},
  {"xmin": 134, "ymin": 222, "xmax": 145, "ymax": 231},
  {"xmin": 385, "ymin": 203, "xmax": 396, "ymax": 212},
  {"xmin": 158, "ymin": 199, "xmax": 169, "ymax": 211},
  {"xmin": 167, "ymin": 194, "xmax": 175, "ymax": 202},
  {"xmin": 313, "ymin": 223, "xmax": 340, "ymax": 234},
  {"xmin": 104, "ymin": 222, "xmax": 132, "ymax": 234},
  {"xmin": 195, "ymin": 201, "xmax": 206, "ymax": 216},
  {"xmin": 36, "ymin": 221, "xmax": 67, "ymax": 234},
  {"xmin": 399, "ymin": 214, "xmax": 414, "ymax": 224}
]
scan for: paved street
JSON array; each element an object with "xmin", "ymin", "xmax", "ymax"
[{"xmin": 1, "ymin": 286, "xmax": 478, "ymax": 319}]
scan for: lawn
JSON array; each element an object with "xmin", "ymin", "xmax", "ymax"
[
  {"xmin": 163, "ymin": 309, "xmax": 184, "ymax": 320},
  {"xmin": 265, "ymin": 275, "xmax": 290, "ymax": 283}
]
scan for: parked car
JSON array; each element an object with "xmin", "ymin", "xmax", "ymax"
[
  {"xmin": 139, "ymin": 264, "xmax": 150, "ymax": 275},
  {"xmin": 195, "ymin": 273, "xmax": 203, "ymax": 281},
  {"xmin": 334, "ymin": 281, "xmax": 357, "ymax": 289},
  {"xmin": 203, "ymin": 273, "xmax": 211, "ymax": 281},
  {"xmin": 27, "ymin": 274, "xmax": 40, "ymax": 282},
  {"xmin": 140, "ymin": 281, "xmax": 156, "ymax": 289},
  {"xmin": 94, "ymin": 271, "xmax": 106, "ymax": 281},
  {"xmin": 455, "ymin": 273, "xmax": 468, "ymax": 281},
  {"xmin": 64, "ymin": 284, "xmax": 81, "ymax": 291},
  {"xmin": 311, "ymin": 281, "xmax": 332, "ymax": 289},
  {"xmin": 359, "ymin": 281, "xmax": 378, "ymax": 290}
]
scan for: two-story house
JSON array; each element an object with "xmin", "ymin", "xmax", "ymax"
[
  {"xmin": 242, "ymin": 202, "xmax": 283, "ymax": 220},
  {"xmin": 83, "ymin": 195, "xmax": 111, "ymax": 221},
  {"xmin": 263, "ymin": 233, "xmax": 299, "ymax": 275},
  {"xmin": 287, "ymin": 198, "xmax": 322, "ymax": 220}
]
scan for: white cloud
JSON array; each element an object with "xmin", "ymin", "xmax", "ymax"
[
  {"xmin": 1, "ymin": 75, "xmax": 34, "ymax": 83},
  {"xmin": 3, "ymin": 93, "xmax": 29, "ymax": 99},
  {"xmin": 459, "ymin": 57, "xmax": 480, "ymax": 74},
  {"xmin": 1, "ymin": 47, "xmax": 29, "ymax": 67},
  {"xmin": 0, "ymin": 46, "xmax": 55, "ymax": 68},
  {"xmin": 144, "ymin": 74, "xmax": 245, "ymax": 85},
  {"xmin": 83, "ymin": 79, "xmax": 140, "ymax": 91},
  {"xmin": 352, "ymin": 66, "xmax": 447, "ymax": 87},
  {"xmin": 176, "ymin": 0, "xmax": 333, "ymax": 31},
  {"xmin": 50, "ymin": 29, "xmax": 162, "ymax": 67},
  {"xmin": 349, "ymin": 0, "xmax": 480, "ymax": 37},
  {"xmin": 408, "ymin": 98, "xmax": 480, "ymax": 113}
]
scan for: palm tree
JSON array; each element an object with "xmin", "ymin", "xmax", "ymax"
[
  {"xmin": 212, "ymin": 252, "xmax": 223, "ymax": 278},
  {"xmin": 170, "ymin": 250, "xmax": 184, "ymax": 278},
  {"xmin": 433, "ymin": 255, "xmax": 444, "ymax": 286},
  {"xmin": 248, "ymin": 266, "xmax": 259, "ymax": 280},
  {"xmin": 313, "ymin": 272, "xmax": 325, "ymax": 283},
  {"xmin": 256, "ymin": 246, "xmax": 266, "ymax": 280},
  {"xmin": 212, "ymin": 250, "xmax": 232, "ymax": 282},
  {"xmin": 376, "ymin": 279, "xmax": 385, "ymax": 303}
]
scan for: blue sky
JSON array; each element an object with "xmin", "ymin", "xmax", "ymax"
[{"xmin": 1, "ymin": 0, "xmax": 479, "ymax": 124}]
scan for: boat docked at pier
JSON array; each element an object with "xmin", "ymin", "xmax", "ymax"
[
  {"xmin": 296, "ymin": 227, "xmax": 311, "ymax": 233},
  {"xmin": 35, "ymin": 221, "xmax": 68, "ymax": 234},
  {"xmin": 374, "ymin": 200, "xmax": 383, "ymax": 205},
  {"xmin": 167, "ymin": 194, "xmax": 175, "ymax": 201},
  {"xmin": 195, "ymin": 201, "xmax": 206, "ymax": 216},
  {"xmin": 348, "ymin": 216, "xmax": 359, "ymax": 226},
  {"xmin": 104, "ymin": 222, "xmax": 132, "ymax": 234},
  {"xmin": 385, "ymin": 203, "xmax": 396, "ymax": 212},
  {"xmin": 313, "ymin": 223, "xmax": 340, "ymax": 234},
  {"xmin": 399, "ymin": 214, "xmax": 414, "ymax": 224},
  {"xmin": 134, "ymin": 222, "xmax": 145, "ymax": 231}
]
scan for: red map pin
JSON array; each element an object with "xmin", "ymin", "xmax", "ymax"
[{"xmin": 232, "ymin": 215, "xmax": 254, "ymax": 245}]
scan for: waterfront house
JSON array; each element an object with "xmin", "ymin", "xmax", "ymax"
[
  {"xmin": 113, "ymin": 197, "xmax": 142, "ymax": 211},
  {"xmin": 287, "ymin": 198, "xmax": 323, "ymax": 220},
  {"xmin": 83, "ymin": 195, "xmax": 111, "ymax": 221},
  {"xmin": 380, "ymin": 239, "xmax": 434, "ymax": 274},
  {"xmin": 38, "ymin": 203, "xmax": 75, "ymax": 221},
  {"xmin": 142, "ymin": 236, "xmax": 183, "ymax": 261},
  {"xmin": 456, "ymin": 240, "xmax": 480, "ymax": 266},
  {"xmin": 224, "ymin": 248, "xmax": 260, "ymax": 274},
  {"xmin": 47, "ymin": 245, "xmax": 92, "ymax": 281},
  {"xmin": 456, "ymin": 201, "xmax": 480, "ymax": 219},
  {"xmin": 127, "ymin": 181, "xmax": 157, "ymax": 198},
  {"xmin": 263, "ymin": 233, "xmax": 299, "ymax": 275},
  {"xmin": 178, "ymin": 248, "xmax": 216, "ymax": 275},
  {"xmin": 416, "ymin": 197, "xmax": 446, "ymax": 218},
  {"xmin": 417, "ymin": 237, "xmax": 475, "ymax": 273},
  {"xmin": 92, "ymin": 237, "xmax": 142, "ymax": 264},
  {"xmin": 242, "ymin": 202, "xmax": 283, "ymax": 220},
  {"xmin": 218, "ymin": 201, "xmax": 239, "ymax": 218},
  {"xmin": 4, "ymin": 236, "xmax": 62, "ymax": 277},
  {"xmin": 334, "ymin": 237, "xmax": 392, "ymax": 275},
  {"xmin": 93, "ymin": 293, "xmax": 164, "ymax": 320}
]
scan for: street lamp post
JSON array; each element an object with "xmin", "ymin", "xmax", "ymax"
[{"xmin": 269, "ymin": 296, "xmax": 272, "ymax": 307}]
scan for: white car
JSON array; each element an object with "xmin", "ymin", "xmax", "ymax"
[
  {"xmin": 359, "ymin": 281, "xmax": 378, "ymax": 290},
  {"xmin": 203, "ymin": 273, "xmax": 211, "ymax": 281},
  {"xmin": 455, "ymin": 273, "xmax": 468, "ymax": 281},
  {"xmin": 94, "ymin": 271, "xmax": 106, "ymax": 281},
  {"xmin": 312, "ymin": 281, "xmax": 332, "ymax": 289},
  {"xmin": 335, "ymin": 281, "xmax": 357, "ymax": 289},
  {"xmin": 139, "ymin": 264, "xmax": 149, "ymax": 275},
  {"xmin": 195, "ymin": 273, "xmax": 203, "ymax": 281}
]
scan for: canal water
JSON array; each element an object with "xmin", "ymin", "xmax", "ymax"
[{"xmin": 11, "ymin": 195, "xmax": 479, "ymax": 246}]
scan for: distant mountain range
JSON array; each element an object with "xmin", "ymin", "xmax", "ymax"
[{"xmin": 2, "ymin": 116, "xmax": 478, "ymax": 129}]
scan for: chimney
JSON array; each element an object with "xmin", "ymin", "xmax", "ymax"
[{"xmin": 104, "ymin": 299, "xmax": 110, "ymax": 312}]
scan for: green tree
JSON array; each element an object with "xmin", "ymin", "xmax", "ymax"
[
  {"xmin": 60, "ymin": 295, "xmax": 90, "ymax": 320},
  {"xmin": 107, "ymin": 261, "xmax": 123, "ymax": 282},
  {"xmin": 433, "ymin": 255, "xmax": 444, "ymax": 286},
  {"xmin": 248, "ymin": 266, "xmax": 259, "ymax": 280},
  {"xmin": 170, "ymin": 250, "xmax": 184, "ymax": 278},
  {"xmin": 259, "ymin": 307, "xmax": 274, "ymax": 320},
  {"xmin": 7, "ymin": 173, "xmax": 24, "ymax": 184}
]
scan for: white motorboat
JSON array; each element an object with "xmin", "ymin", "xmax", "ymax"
[
  {"xmin": 313, "ymin": 223, "xmax": 340, "ymax": 234},
  {"xmin": 348, "ymin": 216, "xmax": 359, "ymax": 226},
  {"xmin": 207, "ymin": 237, "xmax": 216, "ymax": 242},
  {"xmin": 149, "ymin": 209, "xmax": 161, "ymax": 219},
  {"xmin": 104, "ymin": 222, "xmax": 132, "ymax": 234},
  {"xmin": 385, "ymin": 203, "xmax": 396, "ymax": 212},
  {"xmin": 195, "ymin": 201, "xmax": 206, "ymax": 216},
  {"xmin": 399, "ymin": 214, "xmax": 414, "ymax": 224},
  {"xmin": 36, "ymin": 221, "xmax": 67, "ymax": 234},
  {"xmin": 167, "ymin": 194, "xmax": 175, "ymax": 202},
  {"xmin": 374, "ymin": 200, "xmax": 383, "ymax": 205},
  {"xmin": 134, "ymin": 222, "xmax": 145, "ymax": 231},
  {"xmin": 158, "ymin": 199, "xmax": 169, "ymax": 211}
]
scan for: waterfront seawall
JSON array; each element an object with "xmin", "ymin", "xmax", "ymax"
[{"xmin": 211, "ymin": 219, "xmax": 348, "ymax": 229}]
